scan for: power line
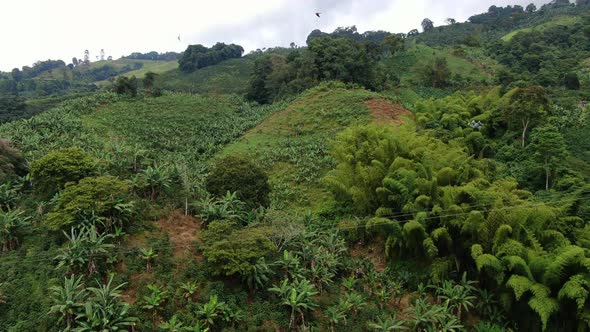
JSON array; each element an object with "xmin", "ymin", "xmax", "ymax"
[{"xmin": 1, "ymin": 193, "xmax": 588, "ymax": 266}]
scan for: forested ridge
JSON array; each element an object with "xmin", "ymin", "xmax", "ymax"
[{"xmin": 1, "ymin": 1, "xmax": 590, "ymax": 331}]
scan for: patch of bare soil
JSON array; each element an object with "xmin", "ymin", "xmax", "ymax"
[
  {"xmin": 365, "ymin": 99, "xmax": 413, "ymax": 126},
  {"xmin": 155, "ymin": 210, "xmax": 202, "ymax": 259},
  {"xmin": 350, "ymin": 242, "xmax": 386, "ymax": 273}
]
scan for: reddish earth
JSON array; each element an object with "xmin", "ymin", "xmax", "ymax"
[
  {"xmin": 121, "ymin": 211, "xmax": 202, "ymax": 305},
  {"xmin": 365, "ymin": 99, "xmax": 413, "ymax": 126},
  {"xmin": 155, "ymin": 210, "xmax": 202, "ymax": 259}
]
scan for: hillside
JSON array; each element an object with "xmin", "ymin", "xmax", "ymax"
[
  {"xmin": 2, "ymin": 2, "xmax": 590, "ymax": 332},
  {"xmin": 156, "ymin": 57, "xmax": 254, "ymax": 94}
]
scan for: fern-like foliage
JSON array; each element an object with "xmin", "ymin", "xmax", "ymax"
[
  {"xmin": 558, "ymin": 274, "xmax": 590, "ymax": 312},
  {"xmin": 502, "ymin": 255, "xmax": 533, "ymax": 279},
  {"xmin": 475, "ymin": 254, "xmax": 505, "ymax": 284},
  {"xmin": 506, "ymin": 274, "xmax": 534, "ymax": 301},
  {"xmin": 542, "ymin": 245, "xmax": 585, "ymax": 287}
]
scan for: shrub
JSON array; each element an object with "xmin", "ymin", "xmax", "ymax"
[
  {"xmin": 201, "ymin": 220, "xmax": 275, "ymax": 276},
  {"xmin": 45, "ymin": 176, "xmax": 132, "ymax": 230},
  {"xmin": 30, "ymin": 148, "xmax": 96, "ymax": 195},
  {"xmin": 206, "ymin": 156, "xmax": 271, "ymax": 209}
]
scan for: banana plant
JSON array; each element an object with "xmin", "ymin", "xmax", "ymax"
[
  {"xmin": 75, "ymin": 276, "xmax": 137, "ymax": 331},
  {"xmin": 142, "ymin": 284, "xmax": 168, "ymax": 323},
  {"xmin": 139, "ymin": 247, "xmax": 158, "ymax": 272},
  {"xmin": 159, "ymin": 315, "xmax": 185, "ymax": 331},
  {"xmin": 0, "ymin": 208, "xmax": 30, "ymax": 251},
  {"xmin": 48, "ymin": 275, "xmax": 87, "ymax": 331},
  {"xmin": 196, "ymin": 295, "xmax": 227, "ymax": 329},
  {"xmin": 180, "ymin": 281, "xmax": 198, "ymax": 302}
]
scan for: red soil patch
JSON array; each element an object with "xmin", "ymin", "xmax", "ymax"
[
  {"xmin": 365, "ymin": 99, "xmax": 413, "ymax": 126},
  {"xmin": 155, "ymin": 210, "xmax": 202, "ymax": 259}
]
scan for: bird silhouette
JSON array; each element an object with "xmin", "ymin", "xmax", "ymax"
[
  {"xmin": 177, "ymin": 35, "xmax": 181, "ymax": 42},
  {"xmin": 315, "ymin": 12, "xmax": 321, "ymax": 18}
]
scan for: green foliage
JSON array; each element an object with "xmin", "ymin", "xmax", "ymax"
[
  {"xmin": 529, "ymin": 125, "xmax": 568, "ymax": 190},
  {"xmin": 201, "ymin": 221, "xmax": 276, "ymax": 276},
  {"xmin": 206, "ymin": 155, "xmax": 271, "ymax": 209},
  {"xmin": 0, "ymin": 209, "xmax": 31, "ymax": 252},
  {"xmin": 114, "ymin": 75, "xmax": 138, "ymax": 96},
  {"xmin": 49, "ymin": 275, "xmax": 137, "ymax": 331},
  {"xmin": 417, "ymin": 57, "xmax": 452, "ymax": 88},
  {"xmin": 30, "ymin": 148, "xmax": 97, "ymax": 195},
  {"xmin": 0, "ymin": 139, "xmax": 26, "ymax": 183},
  {"xmin": 504, "ymin": 86, "xmax": 550, "ymax": 147},
  {"xmin": 246, "ymin": 37, "xmax": 384, "ymax": 104},
  {"xmin": 179, "ymin": 43, "xmax": 244, "ymax": 73},
  {"xmin": 45, "ymin": 176, "xmax": 132, "ymax": 230}
]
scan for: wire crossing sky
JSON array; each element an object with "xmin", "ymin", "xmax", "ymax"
[{"xmin": 0, "ymin": 0, "xmax": 548, "ymax": 71}]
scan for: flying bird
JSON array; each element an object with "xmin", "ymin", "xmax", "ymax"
[
  {"xmin": 177, "ymin": 35, "xmax": 181, "ymax": 42},
  {"xmin": 315, "ymin": 12, "xmax": 321, "ymax": 18}
]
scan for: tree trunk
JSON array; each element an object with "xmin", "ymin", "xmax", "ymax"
[
  {"xmin": 522, "ymin": 118, "xmax": 530, "ymax": 148},
  {"xmin": 185, "ymin": 197, "xmax": 189, "ymax": 216},
  {"xmin": 545, "ymin": 164, "xmax": 550, "ymax": 191}
]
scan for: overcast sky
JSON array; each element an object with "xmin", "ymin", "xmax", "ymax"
[{"xmin": 1, "ymin": 0, "xmax": 550, "ymax": 71}]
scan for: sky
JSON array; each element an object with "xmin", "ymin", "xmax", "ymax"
[{"xmin": 0, "ymin": 0, "xmax": 550, "ymax": 71}]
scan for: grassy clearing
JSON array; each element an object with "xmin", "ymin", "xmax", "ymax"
[
  {"xmin": 156, "ymin": 57, "xmax": 254, "ymax": 94},
  {"xmin": 501, "ymin": 15, "xmax": 581, "ymax": 41},
  {"xmin": 218, "ymin": 84, "xmax": 386, "ymax": 213},
  {"xmin": 385, "ymin": 44, "xmax": 491, "ymax": 87}
]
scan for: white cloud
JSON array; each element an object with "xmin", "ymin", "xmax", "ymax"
[{"xmin": 0, "ymin": 0, "xmax": 550, "ymax": 71}]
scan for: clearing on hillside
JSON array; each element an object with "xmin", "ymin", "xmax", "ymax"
[
  {"xmin": 365, "ymin": 98, "xmax": 413, "ymax": 125},
  {"xmin": 218, "ymin": 85, "xmax": 386, "ymax": 212}
]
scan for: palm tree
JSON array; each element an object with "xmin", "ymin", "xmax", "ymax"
[
  {"xmin": 139, "ymin": 247, "xmax": 158, "ymax": 272},
  {"xmin": 75, "ymin": 276, "xmax": 137, "ymax": 331},
  {"xmin": 368, "ymin": 314, "xmax": 409, "ymax": 331},
  {"xmin": 49, "ymin": 275, "xmax": 87, "ymax": 330}
]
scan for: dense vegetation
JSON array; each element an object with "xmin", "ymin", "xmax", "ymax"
[
  {"xmin": 178, "ymin": 43, "xmax": 244, "ymax": 73},
  {"xmin": 1, "ymin": 1, "xmax": 590, "ymax": 331}
]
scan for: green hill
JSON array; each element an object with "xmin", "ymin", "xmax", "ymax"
[
  {"xmin": 501, "ymin": 15, "xmax": 581, "ymax": 41},
  {"xmin": 156, "ymin": 57, "xmax": 254, "ymax": 94},
  {"xmin": 219, "ymin": 83, "xmax": 411, "ymax": 212}
]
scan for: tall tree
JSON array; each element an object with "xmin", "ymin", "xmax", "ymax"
[
  {"xmin": 529, "ymin": 126, "xmax": 568, "ymax": 190},
  {"xmin": 421, "ymin": 18, "xmax": 434, "ymax": 32},
  {"xmin": 83, "ymin": 50, "xmax": 90, "ymax": 65},
  {"xmin": 526, "ymin": 3, "xmax": 537, "ymax": 12},
  {"xmin": 382, "ymin": 34, "xmax": 405, "ymax": 57},
  {"xmin": 504, "ymin": 86, "xmax": 549, "ymax": 148},
  {"xmin": 445, "ymin": 18, "xmax": 457, "ymax": 25},
  {"xmin": 10, "ymin": 68, "xmax": 22, "ymax": 82}
]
